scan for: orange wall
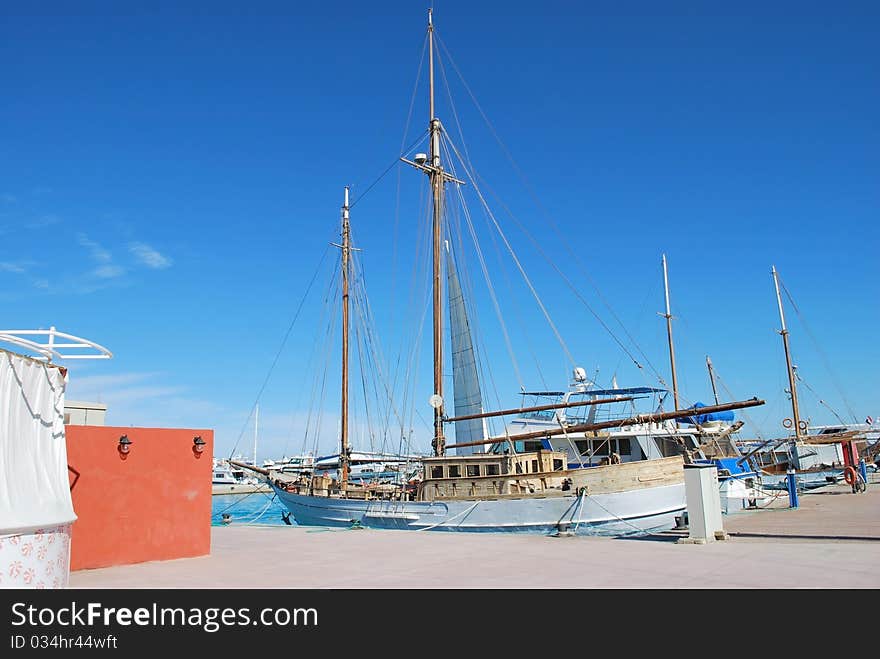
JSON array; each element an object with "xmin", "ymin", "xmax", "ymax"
[{"xmin": 66, "ymin": 426, "xmax": 213, "ymax": 570}]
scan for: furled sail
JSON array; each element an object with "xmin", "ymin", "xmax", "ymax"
[{"xmin": 446, "ymin": 244, "xmax": 485, "ymax": 454}]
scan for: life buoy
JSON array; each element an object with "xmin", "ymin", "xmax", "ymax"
[{"xmin": 843, "ymin": 466, "xmax": 857, "ymax": 486}]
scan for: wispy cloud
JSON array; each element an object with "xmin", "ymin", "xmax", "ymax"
[
  {"xmin": 129, "ymin": 242, "xmax": 172, "ymax": 269},
  {"xmin": 77, "ymin": 233, "xmax": 112, "ymax": 263},
  {"xmin": 72, "ymin": 232, "xmax": 127, "ymax": 288},
  {"xmin": 94, "ymin": 264, "xmax": 125, "ymax": 279},
  {"xmin": 66, "ymin": 371, "xmax": 186, "ymax": 407},
  {"xmin": 0, "ymin": 261, "xmax": 26, "ymax": 274},
  {"xmin": 64, "ymin": 371, "xmax": 225, "ymax": 435},
  {"xmin": 25, "ymin": 214, "xmax": 61, "ymax": 230}
]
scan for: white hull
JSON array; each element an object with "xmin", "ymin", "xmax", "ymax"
[
  {"xmin": 212, "ymin": 482, "xmax": 272, "ymax": 496},
  {"xmin": 273, "ymin": 482, "xmax": 685, "ymax": 536}
]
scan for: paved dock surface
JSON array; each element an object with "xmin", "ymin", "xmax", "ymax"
[{"xmin": 70, "ymin": 475, "xmax": 880, "ymax": 589}]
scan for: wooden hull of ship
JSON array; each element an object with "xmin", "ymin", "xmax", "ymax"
[{"xmin": 272, "ymin": 458, "xmax": 686, "ymax": 536}]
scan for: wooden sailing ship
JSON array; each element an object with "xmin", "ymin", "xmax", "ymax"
[{"xmin": 235, "ymin": 9, "xmax": 765, "ymax": 534}]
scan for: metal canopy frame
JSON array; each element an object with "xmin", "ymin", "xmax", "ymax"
[{"xmin": 0, "ymin": 326, "xmax": 112, "ymax": 362}]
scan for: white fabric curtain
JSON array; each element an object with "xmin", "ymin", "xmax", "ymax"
[{"xmin": 0, "ymin": 349, "xmax": 76, "ymax": 535}]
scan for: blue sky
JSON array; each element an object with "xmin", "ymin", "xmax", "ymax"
[{"xmin": 2, "ymin": 1, "xmax": 877, "ymax": 460}]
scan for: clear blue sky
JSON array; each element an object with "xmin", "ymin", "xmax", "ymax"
[{"xmin": 2, "ymin": 1, "xmax": 877, "ymax": 459}]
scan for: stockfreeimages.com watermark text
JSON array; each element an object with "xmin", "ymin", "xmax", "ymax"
[{"xmin": 11, "ymin": 601, "xmax": 317, "ymax": 634}]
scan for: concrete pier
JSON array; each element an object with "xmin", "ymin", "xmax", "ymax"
[{"xmin": 69, "ymin": 474, "xmax": 880, "ymax": 589}]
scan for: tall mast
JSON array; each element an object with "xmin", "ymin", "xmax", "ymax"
[
  {"xmin": 400, "ymin": 10, "xmax": 465, "ymax": 455},
  {"xmin": 706, "ymin": 356, "xmax": 720, "ymax": 405},
  {"xmin": 254, "ymin": 402, "xmax": 259, "ymax": 466},
  {"xmin": 661, "ymin": 254, "xmax": 680, "ymax": 411},
  {"xmin": 340, "ymin": 186, "xmax": 351, "ymax": 486},
  {"xmin": 428, "ymin": 8, "xmax": 445, "ymax": 456},
  {"xmin": 772, "ymin": 265, "xmax": 802, "ymax": 441}
]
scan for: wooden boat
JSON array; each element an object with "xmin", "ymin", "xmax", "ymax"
[{"xmin": 235, "ymin": 9, "xmax": 764, "ymax": 535}]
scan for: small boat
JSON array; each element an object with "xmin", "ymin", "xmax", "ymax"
[{"xmin": 212, "ymin": 459, "xmax": 271, "ymax": 495}]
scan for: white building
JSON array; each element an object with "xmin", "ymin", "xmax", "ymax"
[{"xmin": 63, "ymin": 400, "xmax": 107, "ymax": 426}]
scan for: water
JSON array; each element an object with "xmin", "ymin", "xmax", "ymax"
[{"xmin": 211, "ymin": 491, "xmax": 294, "ymax": 527}]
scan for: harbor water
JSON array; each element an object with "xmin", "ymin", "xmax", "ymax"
[{"xmin": 211, "ymin": 491, "xmax": 293, "ymax": 527}]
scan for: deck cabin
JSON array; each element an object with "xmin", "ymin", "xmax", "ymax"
[{"xmin": 417, "ymin": 450, "xmax": 570, "ymax": 501}]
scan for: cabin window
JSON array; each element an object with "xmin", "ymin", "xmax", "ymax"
[
  {"xmin": 515, "ymin": 462, "xmax": 523, "ymax": 474},
  {"xmin": 466, "ymin": 464, "xmax": 480, "ymax": 477},
  {"xmin": 590, "ymin": 440, "xmax": 610, "ymax": 456},
  {"xmin": 523, "ymin": 440, "xmax": 544, "ymax": 452},
  {"xmin": 486, "ymin": 464, "xmax": 500, "ymax": 476},
  {"xmin": 619, "ymin": 438, "xmax": 632, "ymax": 455},
  {"xmin": 553, "ymin": 458, "xmax": 564, "ymax": 471},
  {"xmin": 574, "ymin": 440, "xmax": 589, "ymax": 455},
  {"xmin": 448, "ymin": 465, "xmax": 461, "ymax": 478},
  {"xmin": 531, "ymin": 459, "xmax": 539, "ymax": 473},
  {"xmin": 430, "ymin": 466, "xmax": 444, "ymax": 479}
]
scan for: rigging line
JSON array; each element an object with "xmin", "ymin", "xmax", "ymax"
[
  {"xmin": 298, "ymin": 259, "xmax": 342, "ymax": 456},
  {"xmin": 779, "ymin": 278, "xmax": 859, "ymax": 423},
  {"xmin": 434, "ymin": 33, "xmax": 475, "ymax": 180},
  {"xmin": 227, "ymin": 244, "xmax": 332, "ymax": 459},
  {"xmin": 352, "ymin": 310, "xmax": 377, "ymax": 453},
  {"xmin": 354, "ymin": 265, "xmax": 413, "ymax": 449},
  {"xmin": 351, "ymin": 267, "xmax": 399, "ymax": 454},
  {"xmin": 347, "ymin": 239, "xmax": 385, "ymax": 446},
  {"xmin": 470, "ymin": 166, "xmax": 669, "ymax": 386},
  {"xmin": 385, "ymin": 181, "xmax": 430, "ymax": 442},
  {"xmin": 611, "ymin": 281, "xmax": 656, "ymax": 388},
  {"xmin": 437, "ymin": 39, "xmax": 545, "ymax": 395},
  {"xmin": 351, "ymin": 275, "xmax": 388, "ymax": 453},
  {"xmin": 436, "ymin": 32, "xmax": 661, "ymax": 378},
  {"xmin": 435, "ymin": 49, "xmax": 550, "ymax": 389},
  {"xmin": 443, "ymin": 210, "xmax": 507, "ymax": 440},
  {"xmin": 392, "ymin": 184, "xmax": 433, "ymax": 453},
  {"xmin": 350, "ymin": 130, "xmax": 429, "ymax": 210},
  {"xmin": 444, "ymin": 136, "xmax": 575, "ymax": 367},
  {"xmin": 447, "ymin": 190, "xmax": 508, "ymax": 438},
  {"xmin": 442, "ymin": 141, "xmax": 525, "ymax": 390},
  {"xmin": 390, "ymin": 31, "xmax": 429, "ymax": 333},
  {"xmin": 293, "ymin": 252, "xmax": 343, "ymax": 457},
  {"xmin": 468, "ymin": 169, "xmax": 550, "ymax": 390},
  {"xmin": 354, "ymin": 252, "xmax": 405, "ymax": 433},
  {"xmin": 307, "ymin": 269, "xmax": 342, "ymax": 458},
  {"xmin": 793, "ymin": 371, "xmax": 849, "ymax": 427},
  {"xmin": 712, "ymin": 369, "xmax": 768, "ymax": 443}
]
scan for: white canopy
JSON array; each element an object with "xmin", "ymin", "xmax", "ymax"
[{"xmin": 0, "ymin": 349, "xmax": 76, "ymax": 535}]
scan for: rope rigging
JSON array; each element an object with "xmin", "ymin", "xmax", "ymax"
[
  {"xmin": 435, "ymin": 31, "xmax": 668, "ymax": 386},
  {"xmin": 227, "ymin": 244, "xmax": 332, "ymax": 459},
  {"xmin": 778, "ymin": 276, "xmax": 859, "ymax": 424}
]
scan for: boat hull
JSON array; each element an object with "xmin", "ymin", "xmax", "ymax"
[{"xmin": 273, "ymin": 482, "xmax": 685, "ymax": 536}]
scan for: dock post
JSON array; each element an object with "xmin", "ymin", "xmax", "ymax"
[
  {"xmin": 786, "ymin": 469, "xmax": 799, "ymax": 508},
  {"xmin": 858, "ymin": 459, "xmax": 868, "ymax": 487}
]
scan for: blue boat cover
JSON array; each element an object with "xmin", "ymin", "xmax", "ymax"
[{"xmin": 679, "ymin": 401, "xmax": 735, "ymax": 425}]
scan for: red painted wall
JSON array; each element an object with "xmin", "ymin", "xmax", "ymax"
[{"xmin": 66, "ymin": 426, "xmax": 213, "ymax": 570}]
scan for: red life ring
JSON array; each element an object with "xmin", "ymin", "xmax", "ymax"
[{"xmin": 843, "ymin": 466, "xmax": 857, "ymax": 486}]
